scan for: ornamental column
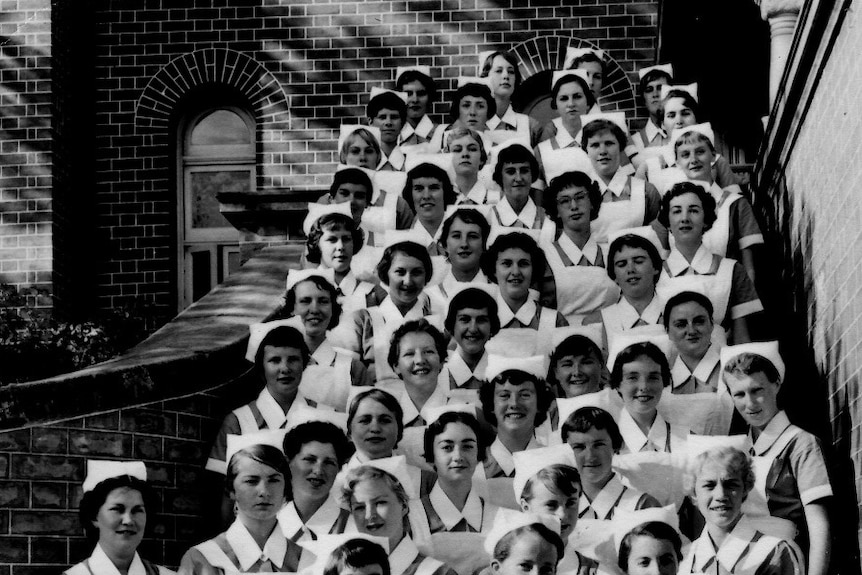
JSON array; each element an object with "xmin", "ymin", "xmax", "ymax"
[{"xmin": 756, "ymin": 0, "xmax": 804, "ymax": 106}]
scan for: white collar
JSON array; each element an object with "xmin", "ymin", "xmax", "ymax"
[
  {"xmin": 256, "ymin": 387, "xmax": 293, "ymax": 430},
  {"xmin": 389, "ymin": 536, "xmax": 421, "ymax": 575},
  {"xmin": 88, "ymin": 544, "xmax": 147, "ymax": 575},
  {"xmin": 378, "ymin": 147, "xmax": 406, "ymax": 171},
  {"xmin": 558, "ymin": 233, "xmax": 600, "ymax": 265},
  {"xmin": 616, "ymin": 295, "xmax": 663, "ymax": 328},
  {"xmin": 645, "ymin": 120, "xmax": 666, "ymax": 143},
  {"xmin": 553, "ymin": 117, "xmax": 579, "ymax": 148},
  {"xmin": 277, "ymin": 492, "xmax": 343, "ymax": 541},
  {"xmin": 440, "ymin": 270, "xmax": 488, "ymax": 297},
  {"xmin": 488, "ymin": 105, "xmax": 519, "ymax": 130},
  {"xmin": 378, "ymin": 295, "xmax": 426, "ymax": 322},
  {"xmin": 666, "ymin": 245, "xmax": 715, "ymax": 276},
  {"xmin": 618, "ymin": 409, "xmax": 668, "ymax": 452},
  {"xmin": 447, "ymin": 350, "xmax": 488, "ymax": 387},
  {"xmin": 335, "ymin": 270, "xmax": 359, "ymax": 295},
  {"xmin": 750, "ymin": 410, "xmax": 793, "ymax": 455},
  {"xmin": 312, "ymin": 338, "xmax": 337, "ymax": 367},
  {"xmin": 346, "ymin": 451, "xmax": 371, "ymax": 471},
  {"xmin": 691, "ymin": 515, "xmax": 761, "ymax": 573},
  {"xmin": 411, "ymin": 218, "xmax": 442, "ymax": 248},
  {"xmin": 496, "ymin": 196, "xmax": 538, "ymax": 228},
  {"xmin": 398, "ymin": 373, "xmax": 451, "ymax": 426},
  {"xmin": 497, "ymin": 295, "xmax": 537, "ymax": 327},
  {"xmin": 580, "ymin": 473, "xmax": 626, "ymax": 519},
  {"xmin": 226, "ymin": 519, "xmax": 288, "ymax": 570},
  {"xmin": 671, "ymin": 343, "xmax": 720, "ymax": 389},
  {"xmin": 457, "ymin": 181, "xmax": 489, "ymax": 205},
  {"xmin": 597, "ymin": 169, "xmax": 629, "ymax": 197},
  {"xmin": 489, "ymin": 436, "xmax": 541, "ymax": 476},
  {"xmin": 401, "ymin": 115, "xmax": 435, "ymax": 142},
  {"xmin": 429, "ymin": 482, "xmax": 484, "ymax": 531}
]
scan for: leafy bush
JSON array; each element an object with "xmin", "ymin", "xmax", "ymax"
[{"xmin": 0, "ymin": 284, "xmax": 156, "ymax": 385}]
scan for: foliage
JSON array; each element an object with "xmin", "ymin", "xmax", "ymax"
[{"xmin": 0, "ymin": 284, "xmax": 156, "ymax": 385}]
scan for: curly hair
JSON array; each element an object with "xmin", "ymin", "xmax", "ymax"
[
  {"xmin": 423, "ymin": 410, "xmax": 487, "ymax": 464},
  {"xmin": 284, "ymin": 275, "xmax": 343, "ymax": 330},
  {"xmin": 376, "ymin": 241, "xmax": 433, "ymax": 286},
  {"xmin": 481, "ymin": 231, "xmax": 547, "ymax": 286},
  {"xmin": 306, "ymin": 213, "xmax": 364, "ymax": 265},
  {"xmin": 542, "ymin": 171, "xmax": 602, "ymax": 224},
  {"xmin": 283, "ymin": 421, "xmax": 352, "ymax": 466},
  {"xmin": 657, "ymin": 181, "xmax": 717, "ymax": 231},
  {"xmin": 609, "ymin": 341, "xmax": 671, "ymax": 390},
  {"xmin": 480, "ymin": 370, "xmax": 554, "ymax": 428},
  {"xmin": 387, "ymin": 318, "xmax": 448, "ymax": 371},
  {"xmin": 687, "ymin": 445, "xmax": 755, "ymax": 498},
  {"xmin": 79, "ymin": 475, "xmax": 158, "ymax": 539},
  {"xmin": 401, "ymin": 162, "xmax": 457, "ymax": 213}
]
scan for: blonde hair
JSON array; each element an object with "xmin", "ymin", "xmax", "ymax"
[{"xmin": 686, "ymin": 445, "xmax": 755, "ymax": 497}]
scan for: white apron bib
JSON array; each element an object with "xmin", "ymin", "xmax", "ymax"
[
  {"xmin": 590, "ymin": 178, "xmax": 646, "ymax": 250},
  {"xmin": 546, "ymin": 247, "xmax": 620, "ymax": 325},
  {"xmin": 703, "ymin": 191, "xmax": 743, "ymax": 257}
]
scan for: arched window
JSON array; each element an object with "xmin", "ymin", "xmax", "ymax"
[{"xmin": 178, "ymin": 107, "xmax": 254, "ymax": 309}]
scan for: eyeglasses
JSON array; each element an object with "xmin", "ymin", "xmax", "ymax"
[{"xmin": 556, "ymin": 194, "xmax": 588, "ymax": 207}]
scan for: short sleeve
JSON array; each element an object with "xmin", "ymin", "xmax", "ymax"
[
  {"xmin": 756, "ymin": 540, "xmax": 804, "ymax": 575},
  {"xmin": 789, "ymin": 432, "xmax": 833, "ymax": 504},
  {"xmin": 642, "ymin": 182, "xmax": 662, "ymax": 224},
  {"xmin": 729, "ymin": 260, "xmax": 764, "ymax": 320},
  {"xmin": 206, "ymin": 412, "xmax": 241, "ymax": 474},
  {"xmin": 730, "ymin": 196, "xmax": 765, "ymax": 250}
]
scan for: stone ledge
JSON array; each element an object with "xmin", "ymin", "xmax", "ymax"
[{"xmin": 0, "ymin": 243, "xmax": 303, "ymax": 430}]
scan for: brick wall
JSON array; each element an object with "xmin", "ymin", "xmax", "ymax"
[{"xmin": 0, "ymin": 0, "xmax": 54, "ymax": 309}]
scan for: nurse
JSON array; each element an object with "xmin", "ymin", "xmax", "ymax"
[
  {"xmin": 345, "ymin": 388, "xmax": 405, "ymax": 470},
  {"xmin": 446, "ymin": 81, "xmax": 496, "ymax": 135},
  {"xmin": 478, "ymin": 50, "xmax": 541, "ymax": 146},
  {"xmin": 427, "ymin": 208, "xmax": 492, "ymax": 313},
  {"xmin": 367, "ymin": 88, "xmax": 408, "ymax": 171},
  {"xmin": 488, "ymin": 143, "xmax": 556, "ymax": 243},
  {"xmin": 402, "ymin": 162, "xmax": 458, "ymax": 255},
  {"xmin": 445, "ymin": 127, "xmax": 498, "ymax": 205},
  {"xmin": 631, "ymin": 64, "xmax": 674, "ymax": 151},
  {"xmin": 547, "ymin": 329, "xmax": 606, "ymax": 399},
  {"xmin": 542, "ymin": 169, "xmax": 620, "ymax": 325},
  {"xmin": 535, "ymin": 70, "xmax": 595, "ymax": 155},
  {"xmin": 662, "ymin": 288, "xmax": 721, "ymax": 394},
  {"xmin": 66, "ymin": 460, "xmax": 174, "ymax": 575},
  {"xmin": 564, "ymin": 47, "xmax": 606, "ymax": 104},
  {"xmin": 396, "ymin": 65, "xmax": 439, "ymax": 146},
  {"xmin": 657, "ymin": 181, "xmax": 762, "ymax": 344}
]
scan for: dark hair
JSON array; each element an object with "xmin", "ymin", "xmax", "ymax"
[
  {"xmin": 551, "ymin": 73, "xmax": 596, "ymax": 111},
  {"xmin": 658, "ymin": 181, "xmax": 717, "ymax": 230},
  {"xmin": 283, "ymin": 421, "xmax": 352, "ymax": 466},
  {"xmin": 439, "ymin": 208, "xmax": 491, "ymax": 250},
  {"xmin": 561, "ymin": 406, "xmax": 623, "ymax": 451},
  {"xmin": 581, "ymin": 118, "xmax": 627, "ymax": 150},
  {"xmin": 480, "ymin": 371, "xmax": 554, "ymax": 427},
  {"xmin": 448, "ymin": 83, "xmax": 496, "ymax": 123},
  {"xmin": 609, "ymin": 342, "xmax": 671, "ymax": 390},
  {"xmin": 254, "ymin": 326, "xmax": 310, "ymax": 373},
  {"xmin": 493, "ymin": 524, "xmax": 565, "ymax": 563},
  {"xmin": 79, "ymin": 475, "xmax": 158, "ymax": 539},
  {"xmin": 338, "ymin": 129, "xmax": 382, "ymax": 166},
  {"xmin": 285, "ymin": 275, "xmax": 343, "ymax": 330},
  {"xmin": 547, "ymin": 335, "xmax": 604, "ymax": 389},
  {"xmin": 492, "ymin": 144, "xmax": 539, "ymax": 189},
  {"xmin": 423, "ymin": 410, "xmax": 487, "ymax": 464},
  {"xmin": 542, "ymin": 171, "xmax": 602, "ymax": 224},
  {"xmin": 444, "ymin": 287, "xmax": 501, "ymax": 336},
  {"xmin": 481, "ymin": 232, "xmax": 547, "ymax": 286},
  {"xmin": 618, "ymin": 521, "xmax": 683, "ymax": 570},
  {"xmin": 659, "ymin": 90, "xmax": 700, "ymax": 123},
  {"xmin": 662, "ymin": 291, "xmax": 715, "ymax": 330},
  {"xmin": 396, "ymin": 69, "xmax": 437, "ymax": 104},
  {"xmin": 568, "ymin": 51, "xmax": 605, "ymax": 74},
  {"xmin": 367, "ymin": 91, "xmax": 407, "ymax": 124},
  {"xmin": 722, "ymin": 353, "xmax": 781, "ymax": 385},
  {"xmin": 479, "ymin": 50, "xmax": 523, "ymax": 88},
  {"xmin": 638, "ymin": 69, "xmax": 673, "ymax": 98},
  {"xmin": 324, "ymin": 539, "xmax": 391, "ymax": 575},
  {"xmin": 401, "ymin": 163, "xmax": 457, "ymax": 213},
  {"xmin": 226, "ymin": 445, "xmax": 291, "ymax": 497},
  {"xmin": 329, "ymin": 168, "xmax": 374, "ymax": 199},
  {"xmin": 347, "ymin": 388, "xmax": 405, "ymax": 446},
  {"xmin": 387, "ymin": 318, "xmax": 448, "ymax": 371},
  {"xmin": 306, "ymin": 213, "xmax": 365, "ymax": 264},
  {"xmin": 521, "ymin": 464, "xmax": 582, "ymax": 501},
  {"xmin": 376, "ymin": 241, "xmax": 433, "ymax": 286},
  {"xmin": 606, "ymin": 234, "xmax": 663, "ymax": 282}
]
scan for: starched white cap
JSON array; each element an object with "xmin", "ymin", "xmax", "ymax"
[
  {"xmin": 484, "ymin": 508, "xmax": 562, "ymax": 555},
  {"xmin": 607, "ymin": 226, "xmax": 667, "ymax": 261},
  {"xmin": 564, "ymin": 47, "xmax": 606, "ymax": 69},
  {"xmin": 580, "ymin": 111, "xmax": 628, "ymax": 135},
  {"xmin": 486, "ymin": 226, "xmax": 542, "ymax": 248},
  {"xmin": 638, "ymin": 63, "xmax": 674, "ymax": 81},
  {"xmin": 512, "ymin": 444, "xmax": 578, "ymax": 500},
  {"xmin": 607, "ymin": 330, "xmax": 671, "ymax": 373},
  {"xmin": 360, "ymin": 454, "xmax": 418, "ymax": 500},
  {"xmin": 550, "ymin": 324, "xmax": 604, "ymax": 356},
  {"xmin": 370, "ymin": 86, "xmax": 408, "ymax": 104},
  {"xmin": 660, "ymin": 83, "xmax": 698, "ymax": 102},
  {"xmin": 226, "ymin": 429, "xmax": 287, "ymax": 463},
  {"xmin": 423, "ymin": 402, "xmax": 477, "ymax": 426},
  {"xmin": 486, "ymin": 353, "xmax": 547, "ymax": 381},
  {"xmin": 246, "ymin": 319, "xmax": 304, "ymax": 363},
  {"xmin": 457, "ymin": 75, "xmax": 492, "ymax": 88},
  {"xmin": 720, "ymin": 341, "xmax": 785, "ymax": 383},
  {"xmin": 612, "ymin": 505, "xmax": 680, "ymax": 553},
  {"xmin": 670, "ymin": 122, "xmax": 714, "ymax": 149},
  {"xmin": 552, "ymin": 69, "xmax": 591, "ymax": 90},
  {"xmin": 542, "ymin": 147, "xmax": 596, "ymax": 184},
  {"xmin": 338, "ymin": 125, "xmax": 382, "ymax": 152},
  {"xmin": 396, "ymin": 65, "xmax": 432, "ymax": 82},
  {"xmin": 486, "ymin": 328, "xmax": 541, "ymax": 357},
  {"xmin": 303, "ymin": 202, "xmax": 353, "ymax": 236},
  {"xmin": 555, "ymin": 389, "xmax": 622, "ymax": 432},
  {"xmin": 83, "ymin": 460, "xmax": 147, "ymax": 493},
  {"xmin": 285, "ymin": 267, "xmax": 337, "ymax": 294}
]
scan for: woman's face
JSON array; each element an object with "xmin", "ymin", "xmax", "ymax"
[
  {"xmin": 261, "ymin": 345, "xmax": 305, "ymax": 404},
  {"xmin": 491, "ymin": 531, "xmax": 558, "ymax": 575},
  {"xmin": 450, "ymin": 135, "xmax": 484, "ymax": 177},
  {"xmin": 344, "ymin": 134, "xmax": 380, "ymax": 169},
  {"xmin": 643, "ymin": 78, "xmax": 670, "ymax": 118},
  {"xmin": 566, "ymin": 426, "xmax": 615, "ymax": 486},
  {"xmin": 333, "ymin": 182, "xmax": 370, "ymax": 221},
  {"xmin": 618, "ymin": 354, "xmax": 665, "ymax": 419},
  {"xmin": 554, "ymin": 352, "xmax": 602, "ymax": 398},
  {"xmin": 452, "ymin": 306, "xmax": 493, "ymax": 357},
  {"xmin": 521, "ymin": 480, "xmax": 580, "ymax": 541},
  {"xmin": 612, "ymin": 246, "xmax": 658, "ymax": 300},
  {"xmin": 92, "ymin": 487, "xmax": 146, "ymax": 559},
  {"xmin": 495, "ymin": 247, "xmax": 533, "ymax": 303},
  {"xmin": 676, "ymin": 140, "xmax": 715, "ymax": 183},
  {"xmin": 501, "ymin": 162, "xmax": 534, "ymax": 205},
  {"xmin": 586, "ymin": 129, "xmax": 621, "ymax": 179},
  {"xmin": 626, "ymin": 535, "xmax": 680, "ymax": 575},
  {"xmin": 458, "ymin": 97, "xmax": 489, "ymax": 131},
  {"xmin": 577, "ymin": 61, "xmax": 604, "ymax": 99},
  {"xmin": 667, "ymin": 301, "xmax": 713, "ymax": 359},
  {"xmin": 432, "ymin": 421, "xmax": 480, "ymax": 484},
  {"xmin": 668, "ymin": 192, "xmax": 706, "ymax": 244},
  {"xmin": 292, "ymin": 280, "xmax": 333, "ymax": 339},
  {"xmin": 289, "ymin": 441, "xmax": 340, "ymax": 502},
  {"xmin": 556, "ymin": 80, "xmax": 590, "ymax": 122},
  {"xmin": 411, "ymin": 176, "xmax": 446, "ymax": 223},
  {"xmin": 488, "ymin": 55, "xmax": 516, "ymax": 99},
  {"xmin": 444, "ymin": 216, "xmax": 484, "ymax": 274},
  {"xmin": 350, "ymin": 477, "xmax": 406, "ymax": 547},
  {"xmin": 386, "ymin": 252, "xmax": 427, "ymax": 308},
  {"xmin": 662, "ymin": 97, "xmax": 696, "ymax": 133},
  {"xmin": 350, "ymin": 398, "xmax": 400, "ymax": 459},
  {"xmin": 403, "ymin": 79, "xmax": 430, "ymax": 122},
  {"xmin": 493, "ymin": 379, "xmax": 539, "ymax": 436},
  {"xmin": 555, "ymin": 185, "xmax": 593, "ymax": 233},
  {"xmin": 393, "ymin": 331, "xmax": 442, "ymax": 390},
  {"xmin": 318, "ymin": 223, "xmax": 355, "ymax": 274},
  {"xmin": 231, "ymin": 456, "xmax": 286, "ymax": 522},
  {"xmin": 694, "ymin": 459, "xmax": 747, "ymax": 531}
]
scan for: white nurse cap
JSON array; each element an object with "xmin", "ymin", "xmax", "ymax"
[
  {"xmin": 225, "ymin": 429, "xmax": 287, "ymax": 463},
  {"xmin": 303, "ymin": 202, "xmax": 353, "ymax": 236},
  {"xmin": 338, "ymin": 125, "xmax": 382, "ymax": 151},
  {"xmin": 638, "ymin": 63, "xmax": 674, "ymax": 80},
  {"xmin": 359, "ymin": 454, "xmax": 418, "ymax": 500},
  {"xmin": 485, "ymin": 353, "xmax": 547, "ymax": 381},
  {"xmin": 285, "ymin": 267, "xmax": 337, "ymax": 293},
  {"xmin": 369, "ymin": 86, "xmax": 408, "ymax": 104},
  {"xmin": 542, "ymin": 147, "xmax": 596, "ymax": 184},
  {"xmin": 512, "ymin": 443, "xmax": 577, "ymax": 500},
  {"xmin": 484, "ymin": 509, "xmax": 562, "ymax": 555},
  {"xmin": 564, "ymin": 47, "xmax": 606, "ymax": 69},
  {"xmin": 396, "ymin": 65, "xmax": 432, "ymax": 82},
  {"xmin": 551, "ymin": 69, "xmax": 591, "ymax": 90},
  {"xmin": 83, "ymin": 460, "xmax": 147, "ymax": 493},
  {"xmin": 660, "ymin": 83, "xmax": 698, "ymax": 102},
  {"xmin": 282, "ymin": 404, "xmax": 349, "ymax": 434},
  {"xmin": 607, "ymin": 330, "xmax": 672, "ymax": 373},
  {"xmin": 720, "ymin": 340, "xmax": 785, "ymax": 383},
  {"xmin": 670, "ymin": 122, "xmax": 715, "ymax": 148},
  {"xmin": 245, "ymin": 319, "xmax": 304, "ymax": 363},
  {"xmin": 612, "ymin": 505, "xmax": 680, "ymax": 553}
]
